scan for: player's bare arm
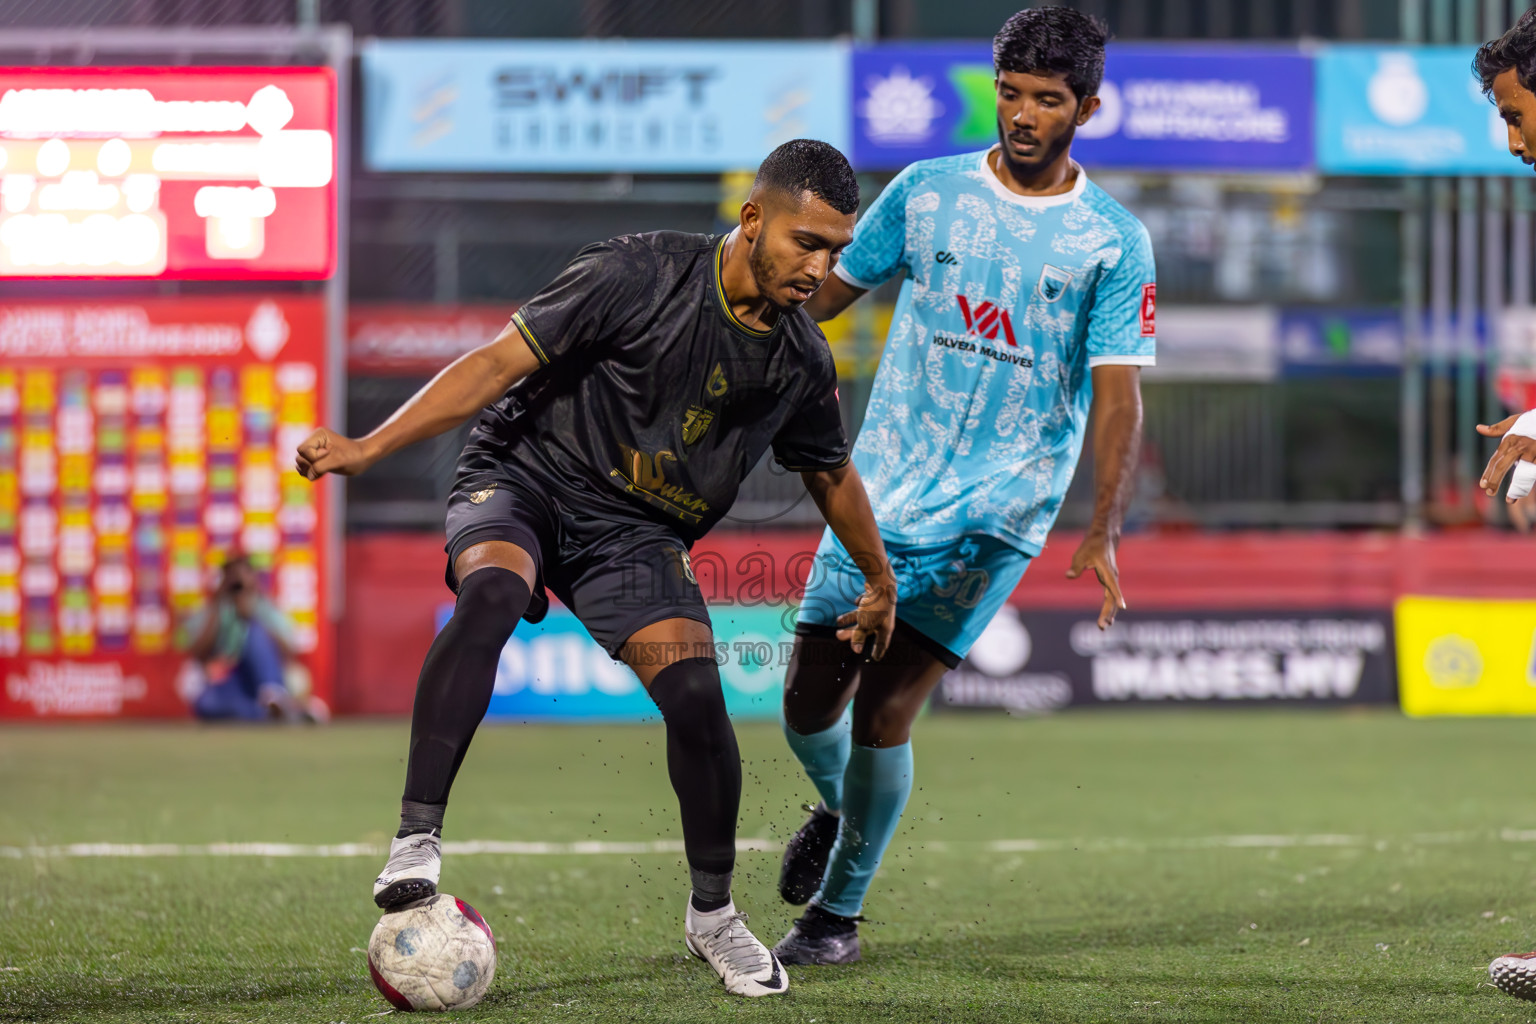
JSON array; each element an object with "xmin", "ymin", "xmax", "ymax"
[
  {"xmin": 294, "ymin": 324, "xmax": 542, "ymax": 481},
  {"xmin": 801, "ymin": 463, "xmax": 896, "ymax": 659},
  {"xmin": 803, "ymin": 274, "xmax": 867, "ymax": 323},
  {"xmin": 1066, "ymin": 364, "xmax": 1143, "ymax": 630},
  {"xmin": 1478, "ymin": 412, "xmax": 1536, "ymax": 501}
]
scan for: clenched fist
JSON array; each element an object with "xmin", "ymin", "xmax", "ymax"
[{"xmin": 294, "ymin": 428, "xmax": 376, "ymax": 481}]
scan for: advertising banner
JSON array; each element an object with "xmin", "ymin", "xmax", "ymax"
[
  {"xmin": 0, "ymin": 67, "xmax": 337, "ymax": 279},
  {"xmin": 349, "ymin": 304, "xmax": 512, "ymax": 377},
  {"xmin": 1316, "ymin": 46, "xmax": 1519, "ymax": 175},
  {"xmin": 938, "ymin": 606, "xmax": 1397, "ymax": 713},
  {"xmin": 362, "ymin": 40, "xmax": 850, "ymax": 172},
  {"xmin": 1396, "ymin": 596, "xmax": 1536, "ymax": 716},
  {"xmin": 1145, "ymin": 306, "xmax": 1279, "ymax": 381},
  {"xmin": 0, "ymin": 296, "xmax": 334, "ymax": 718},
  {"xmin": 435, "ymin": 601, "xmax": 793, "ymax": 722},
  {"xmin": 852, "ymin": 44, "xmax": 1312, "ymax": 172},
  {"xmin": 1280, "ymin": 308, "xmax": 1407, "ymax": 375}
]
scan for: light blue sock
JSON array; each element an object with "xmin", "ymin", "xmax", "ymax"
[
  {"xmin": 814, "ymin": 741, "xmax": 914, "ymax": 918},
  {"xmin": 781, "ymin": 708, "xmax": 852, "ymax": 814}
]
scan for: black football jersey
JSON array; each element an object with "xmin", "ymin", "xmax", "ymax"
[{"xmin": 457, "ymin": 231, "xmax": 849, "ymax": 542}]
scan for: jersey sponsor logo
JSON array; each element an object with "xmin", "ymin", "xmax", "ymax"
[
  {"xmin": 955, "ymin": 295, "xmax": 1018, "ymax": 347},
  {"xmin": 706, "ymin": 362, "xmax": 729, "ymax": 397},
  {"xmin": 681, "ymin": 406, "xmax": 715, "ymax": 445},
  {"xmin": 469, "ymin": 484, "xmax": 497, "ymax": 505},
  {"xmin": 1036, "ymin": 264, "xmax": 1074, "ymax": 303},
  {"xmin": 934, "ymin": 250, "xmax": 958, "ymax": 265},
  {"xmin": 612, "ymin": 444, "xmax": 710, "ymax": 524},
  {"xmin": 1140, "ymin": 283, "xmax": 1157, "ymax": 336}
]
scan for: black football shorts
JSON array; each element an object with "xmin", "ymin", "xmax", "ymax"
[{"xmin": 443, "ymin": 469, "xmax": 711, "ymax": 658}]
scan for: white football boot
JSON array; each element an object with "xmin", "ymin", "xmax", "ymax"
[
  {"xmin": 684, "ymin": 897, "xmax": 789, "ymax": 997},
  {"xmin": 373, "ymin": 832, "xmax": 441, "ymax": 910},
  {"xmin": 1490, "ymin": 951, "xmax": 1536, "ymax": 1001}
]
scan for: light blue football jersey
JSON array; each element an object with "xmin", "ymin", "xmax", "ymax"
[{"xmin": 836, "ymin": 147, "xmax": 1157, "ymax": 556}]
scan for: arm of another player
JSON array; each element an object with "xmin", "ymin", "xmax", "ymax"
[
  {"xmin": 1478, "ymin": 409, "xmax": 1536, "ymax": 503},
  {"xmin": 803, "ymin": 274, "xmax": 868, "ymax": 323},
  {"xmin": 294, "ymin": 324, "xmax": 542, "ymax": 481},
  {"xmin": 1066, "ymin": 365, "xmax": 1144, "ymax": 630},
  {"xmin": 802, "ymin": 463, "xmax": 897, "ymax": 660}
]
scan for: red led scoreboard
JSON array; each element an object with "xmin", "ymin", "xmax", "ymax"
[{"xmin": 0, "ymin": 67, "xmax": 336, "ymax": 279}]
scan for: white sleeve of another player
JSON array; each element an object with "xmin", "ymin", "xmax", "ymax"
[{"xmin": 1506, "ymin": 409, "xmax": 1536, "ymax": 499}]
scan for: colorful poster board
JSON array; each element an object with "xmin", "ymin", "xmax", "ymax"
[
  {"xmin": 0, "ymin": 295, "xmax": 333, "ymax": 717},
  {"xmin": 0, "ymin": 66, "xmax": 337, "ymax": 278}
]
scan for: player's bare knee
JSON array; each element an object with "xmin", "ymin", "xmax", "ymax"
[
  {"xmin": 782, "ymin": 684, "xmax": 847, "ymax": 735},
  {"xmin": 853, "ymin": 697, "xmax": 920, "ymax": 748},
  {"xmin": 453, "ymin": 541, "xmax": 536, "ymax": 591}
]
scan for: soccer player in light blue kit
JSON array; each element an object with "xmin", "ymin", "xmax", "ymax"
[{"xmin": 772, "ymin": 7, "xmax": 1154, "ymax": 965}]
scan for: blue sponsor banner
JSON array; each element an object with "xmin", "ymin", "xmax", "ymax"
[
  {"xmin": 435, "ymin": 602, "xmax": 792, "ymax": 721},
  {"xmin": 851, "ymin": 44, "xmax": 1312, "ymax": 172},
  {"xmin": 363, "ymin": 39, "xmax": 850, "ymax": 172},
  {"xmin": 1279, "ymin": 307, "xmax": 1490, "ymax": 376},
  {"xmin": 1316, "ymin": 46, "xmax": 1520, "ymax": 175}
]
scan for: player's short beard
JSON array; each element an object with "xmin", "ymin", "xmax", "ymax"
[
  {"xmin": 995, "ymin": 117, "xmax": 1077, "ymax": 180},
  {"xmin": 748, "ymin": 235, "xmax": 793, "ymax": 312}
]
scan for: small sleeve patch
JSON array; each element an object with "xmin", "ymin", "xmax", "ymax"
[{"xmin": 1139, "ymin": 283, "xmax": 1156, "ymax": 337}]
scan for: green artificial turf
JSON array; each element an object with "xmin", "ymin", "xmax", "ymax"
[{"xmin": 5, "ymin": 711, "xmax": 1536, "ymax": 1022}]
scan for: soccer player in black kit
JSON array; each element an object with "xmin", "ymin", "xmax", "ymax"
[{"xmin": 294, "ymin": 140, "xmax": 896, "ymax": 998}]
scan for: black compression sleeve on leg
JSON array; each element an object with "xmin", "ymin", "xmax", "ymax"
[
  {"xmin": 648, "ymin": 657, "xmax": 742, "ymax": 890},
  {"xmin": 401, "ymin": 568, "xmax": 531, "ymax": 819}
]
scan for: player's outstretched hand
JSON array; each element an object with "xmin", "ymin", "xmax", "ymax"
[
  {"xmin": 1478, "ymin": 413, "xmax": 1536, "ymax": 503},
  {"xmin": 1066, "ymin": 532, "xmax": 1126, "ymax": 631},
  {"xmin": 836, "ymin": 581, "xmax": 897, "ymax": 660},
  {"xmin": 294, "ymin": 428, "xmax": 374, "ymax": 481}
]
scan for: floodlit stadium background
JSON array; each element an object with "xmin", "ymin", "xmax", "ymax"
[{"xmin": 1, "ymin": 1, "xmax": 1535, "ymax": 731}]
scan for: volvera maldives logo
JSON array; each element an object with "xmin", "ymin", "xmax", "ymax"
[
  {"xmin": 956, "ymin": 295, "xmax": 1018, "ymax": 346},
  {"xmin": 935, "ymin": 293, "xmax": 1033, "ymax": 369}
]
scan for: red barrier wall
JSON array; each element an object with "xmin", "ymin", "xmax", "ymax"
[{"xmin": 337, "ymin": 530, "xmax": 1536, "ymax": 715}]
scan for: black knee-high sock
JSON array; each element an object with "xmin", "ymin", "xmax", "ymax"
[
  {"xmin": 398, "ymin": 568, "xmax": 531, "ymax": 836},
  {"xmin": 647, "ymin": 657, "xmax": 741, "ymax": 911}
]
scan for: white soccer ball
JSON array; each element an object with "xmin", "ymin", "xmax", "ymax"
[{"xmin": 367, "ymin": 893, "xmax": 498, "ymax": 1011}]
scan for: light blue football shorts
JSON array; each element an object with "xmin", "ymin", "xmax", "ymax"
[{"xmin": 795, "ymin": 527, "xmax": 1032, "ymax": 667}]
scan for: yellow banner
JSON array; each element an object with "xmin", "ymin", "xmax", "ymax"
[{"xmin": 1396, "ymin": 596, "xmax": 1536, "ymax": 716}]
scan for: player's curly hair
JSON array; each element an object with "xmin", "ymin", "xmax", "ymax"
[
  {"xmin": 1476, "ymin": 8, "xmax": 1536, "ymax": 96},
  {"xmin": 753, "ymin": 139, "xmax": 859, "ymax": 216},
  {"xmin": 993, "ymin": 6, "xmax": 1111, "ymax": 100}
]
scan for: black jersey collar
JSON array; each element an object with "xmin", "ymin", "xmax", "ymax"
[{"xmin": 713, "ymin": 235, "xmax": 780, "ymax": 339}]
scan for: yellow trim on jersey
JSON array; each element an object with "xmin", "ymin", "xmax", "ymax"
[
  {"xmin": 511, "ymin": 310, "xmax": 549, "ymax": 364},
  {"xmin": 713, "ymin": 236, "xmax": 775, "ymax": 337}
]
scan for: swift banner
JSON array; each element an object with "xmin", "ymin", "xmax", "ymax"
[
  {"xmin": 938, "ymin": 607, "xmax": 1397, "ymax": 713},
  {"xmin": 362, "ymin": 40, "xmax": 850, "ymax": 172},
  {"xmin": 1316, "ymin": 46, "xmax": 1519, "ymax": 175},
  {"xmin": 0, "ymin": 296, "xmax": 334, "ymax": 718},
  {"xmin": 851, "ymin": 44, "xmax": 1312, "ymax": 172}
]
